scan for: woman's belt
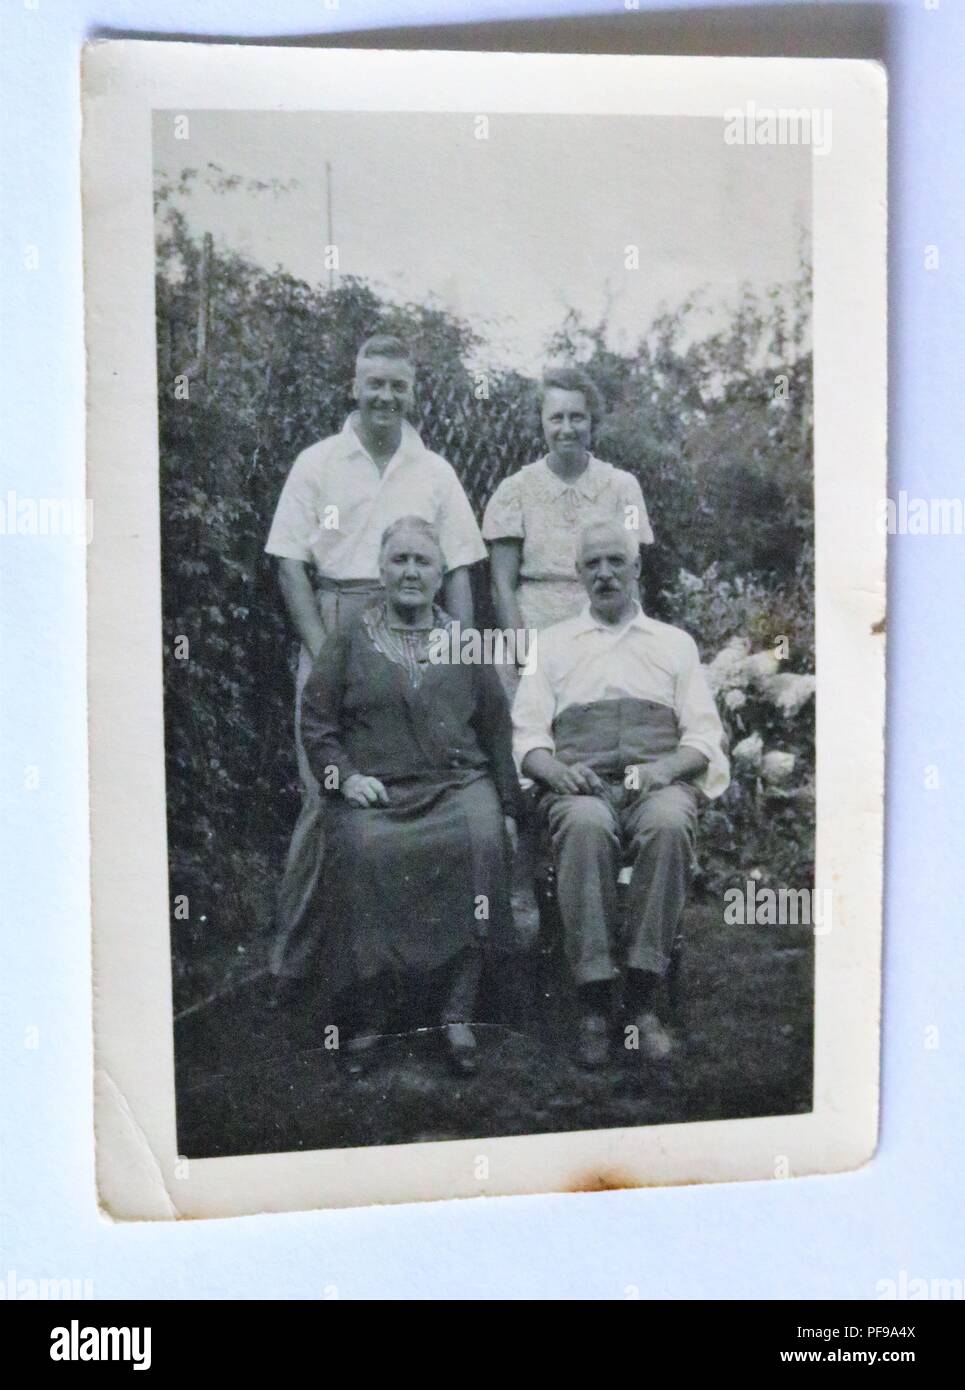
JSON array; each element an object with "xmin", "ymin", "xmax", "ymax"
[
  {"xmin": 314, "ymin": 575, "xmax": 384, "ymax": 592},
  {"xmin": 517, "ymin": 574, "xmax": 583, "ymax": 585}
]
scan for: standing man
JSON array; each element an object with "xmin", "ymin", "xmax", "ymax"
[
  {"xmin": 512, "ymin": 520, "xmax": 729, "ymax": 1068},
  {"xmin": 265, "ymin": 334, "xmax": 487, "ymax": 996}
]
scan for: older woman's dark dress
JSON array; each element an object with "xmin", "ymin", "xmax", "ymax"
[{"xmin": 300, "ymin": 606, "xmax": 520, "ymax": 1004}]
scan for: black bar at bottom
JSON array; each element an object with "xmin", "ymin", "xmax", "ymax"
[{"xmin": 2, "ymin": 1297, "xmax": 955, "ymax": 1369}]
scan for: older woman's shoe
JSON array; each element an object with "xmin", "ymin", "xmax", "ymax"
[
  {"xmin": 265, "ymin": 974, "xmax": 302, "ymax": 1012},
  {"xmin": 577, "ymin": 1012, "xmax": 610, "ymax": 1069},
  {"xmin": 345, "ymin": 1028, "xmax": 381, "ymax": 1076},
  {"xmin": 444, "ymin": 1022, "xmax": 478, "ymax": 1076}
]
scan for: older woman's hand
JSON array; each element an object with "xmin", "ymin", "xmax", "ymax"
[
  {"xmin": 343, "ymin": 773, "xmax": 390, "ymax": 807},
  {"xmin": 504, "ymin": 816, "xmax": 518, "ymax": 856}
]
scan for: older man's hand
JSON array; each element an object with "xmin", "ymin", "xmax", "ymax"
[
  {"xmin": 547, "ymin": 760, "xmax": 607, "ymax": 797},
  {"xmin": 626, "ymin": 760, "xmax": 674, "ymax": 796},
  {"xmin": 343, "ymin": 773, "xmax": 390, "ymax": 807},
  {"xmin": 626, "ymin": 749, "xmax": 709, "ymax": 797}
]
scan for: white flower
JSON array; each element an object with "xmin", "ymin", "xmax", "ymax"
[
  {"xmin": 762, "ymin": 750, "xmax": 796, "ymax": 784},
  {"xmin": 723, "ymin": 688, "xmax": 747, "ymax": 711},
  {"xmin": 677, "ymin": 569, "xmax": 704, "ymax": 593},
  {"xmin": 707, "ymin": 636, "xmax": 750, "ymax": 693},
  {"xmin": 741, "ymin": 649, "xmax": 781, "ymax": 684},
  {"xmin": 759, "ymin": 672, "xmax": 816, "ymax": 719},
  {"xmin": 732, "ymin": 732, "xmax": 763, "ymax": 768}
]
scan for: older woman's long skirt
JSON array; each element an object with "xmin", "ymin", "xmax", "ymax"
[{"xmin": 319, "ymin": 772, "xmax": 514, "ymax": 999}]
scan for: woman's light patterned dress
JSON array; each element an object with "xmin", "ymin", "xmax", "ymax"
[{"xmin": 482, "ymin": 454, "xmax": 654, "ymax": 633}]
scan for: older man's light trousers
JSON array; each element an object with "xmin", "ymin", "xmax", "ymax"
[{"xmin": 542, "ymin": 780, "xmax": 699, "ymax": 986}]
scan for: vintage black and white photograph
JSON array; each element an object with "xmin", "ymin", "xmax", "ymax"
[
  {"xmin": 157, "ymin": 105, "xmax": 817, "ymax": 1156},
  {"xmin": 84, "ymin": 44, "xmax": 885, "ymax": 1216}
]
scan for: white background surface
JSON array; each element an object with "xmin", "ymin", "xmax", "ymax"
[{"xmin": 2, "ymin": 0, "xmax": 963, "ymax": 1299}]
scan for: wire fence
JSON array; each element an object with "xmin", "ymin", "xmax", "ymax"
[
  {"xmin": 412, "ymin": 376, "xmax": 545, "ymax": 516},
  {"xmin": 159, "ymin": 237, "xmax": 549, "ymax": 519},
  {"xmin": 258, "ymin": 371, "xmax": 548, "ymax": 518}
]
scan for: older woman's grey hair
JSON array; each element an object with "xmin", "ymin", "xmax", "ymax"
[
  {"xmin": 537, "ymin": 366, "xmax": 605, "ymax": 427},
  {"xmin": 379, "ymin": 514, "xmax": 444, "ymax": 560}
]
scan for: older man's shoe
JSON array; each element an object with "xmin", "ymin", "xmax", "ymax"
[
  {"xmin": 632, "ymin": 1010, "xmax": 675, "ymax": 1061},
  {"xmin": 444, "ymin": 1022, "xmax": 478, "ymax": 1076},
  {"xmin": 577, "ymin": 1012, "xmax": 610, "ymax": 1069}
]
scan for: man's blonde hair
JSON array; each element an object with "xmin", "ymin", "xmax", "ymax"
[{"xmin": 355, "ymin": 334, "xmax": 414, "ymax": 374}]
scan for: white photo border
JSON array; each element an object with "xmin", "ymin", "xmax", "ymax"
[{"xmin": 83, "ymin": 42, "xmax": 887, "ymax": 1219}]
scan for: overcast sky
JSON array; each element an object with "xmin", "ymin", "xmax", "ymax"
[{"xmin": 155, "ymin": 111, "xmax": 810, "ymax": 373}]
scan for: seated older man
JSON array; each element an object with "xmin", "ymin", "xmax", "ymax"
[{"xmin": 512, "ymin": 520, "xmax": 729, "ymax": 1068}]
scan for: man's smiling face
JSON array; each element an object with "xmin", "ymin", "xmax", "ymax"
[{"xmin": 353, "ymin": 355, "xmax": 415, "ymax": 433}]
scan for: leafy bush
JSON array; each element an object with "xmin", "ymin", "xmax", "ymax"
[{"xmin": 662, "ymin": 552, "xmax": 816, "ymax": 894}]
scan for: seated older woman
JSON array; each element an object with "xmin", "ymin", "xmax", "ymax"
[{"xmin": 300, "ymin": 515, "xmax": 520, "ymax": 1075}]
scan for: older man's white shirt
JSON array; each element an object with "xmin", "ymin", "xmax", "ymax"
[{"xmin": 512, "ymin": 603, "xmax": 730, "ymax": 799}]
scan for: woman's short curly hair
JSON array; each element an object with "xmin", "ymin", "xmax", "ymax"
[{"xmin": 537, "ymin": 365, "xmax": 605, "ymax": 427}]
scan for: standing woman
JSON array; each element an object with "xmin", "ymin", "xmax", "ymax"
[{"xmin": 483, "ymin": 366, "xmax": 654, "ymax": 643}]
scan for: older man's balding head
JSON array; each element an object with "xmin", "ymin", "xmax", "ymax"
[
  {"xmin": 577, "ymin": 520, "xmax": 639, "ymax": 564},
  {"xmin": 576, "ymin": 520, "xmax": 642, "ymax": 624}
]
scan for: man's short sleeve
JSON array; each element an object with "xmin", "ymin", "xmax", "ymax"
[
  {"xmin": 435, "ymin": 461, "xmax": 488, "ymax": 572},
  {"xmin": 265, "ymin": 448, "xmax": 320, "ymax": 562},
  {"xmin": 620, "ymin": 470, "xmax": 655, "ymax": 546}
]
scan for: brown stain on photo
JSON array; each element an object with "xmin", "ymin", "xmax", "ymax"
[
  {"xmin": 564, "ymin": 1169, "xmax": 707, "ymax": 1194},
  {"xmin": 564, "ymin": 1171, "xmax": 704, "ymax": 1194},
  {"xmin": 566, "ymin": 1171, "xmax": 644, "ymax": 1193}
]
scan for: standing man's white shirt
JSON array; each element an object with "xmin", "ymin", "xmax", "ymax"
[{"xmin": 265, "ymin": 415, "xmax": 487, "ymax": 576}]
